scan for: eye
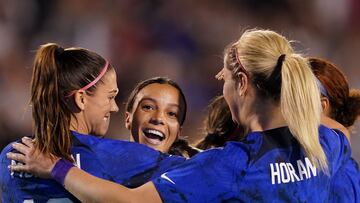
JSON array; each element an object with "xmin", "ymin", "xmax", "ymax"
[
  {"xmin": 109, "ymin": 95, "xmax": 116, "ymax": 100},
  {"xmin": 142, "ymin": 104, "xmax": 154, "ymax": 111},
  {"xmin": 167, "ymin": 111, "xmax": 178, "ymax": 118}
]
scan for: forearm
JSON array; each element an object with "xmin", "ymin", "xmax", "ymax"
[
  {"xmin": 7, "ymin": 138, "xmax": 162, "ymax": 203},
  {"xmin": 63, "ymin": 167, "xmax": 162, "ymax": 203}
]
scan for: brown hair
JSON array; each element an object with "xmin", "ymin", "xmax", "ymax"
[
  {"xmin": 309, "ymin": 57, "xmax": 360, "ymax": 127},
  {"xmin": 168, "ymin": 139, "xmax": 200, "ymax": 158},
  {"xmin": 196, "ymin": 96, "xmax": 242, "ymax": 150},
  {"xmin": 31, "ymin": 43, "xmax": 112, "ymax": 161},
  {"xmin": 125, "ymin": 77, "xmax": 187, "ymax": 126}
]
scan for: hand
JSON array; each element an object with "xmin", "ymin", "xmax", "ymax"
[{"xmin": 6, "ymin": 137, "xmax": 60, "ymax": 179}]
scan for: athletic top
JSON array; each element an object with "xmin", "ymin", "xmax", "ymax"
[
  {"xmin": 329, "ymin": 129, "xmax": 360, "ymax": 203},
  {"xmin": 0, "ymin": 131, "xmax": 185, "ymax": 203},
  {"xmin": 153, "ymin": 125, "xmax": 359, "ymax": 203}
]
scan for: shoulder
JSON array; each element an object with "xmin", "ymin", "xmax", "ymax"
[
  {"xmin": 319, "ymin": 125, "xmax": 352, "ymax": 174},
  {"xmin": 152, "ymin": 142, "xmax": 251, "ymax": 202},
  {"xmin": 1, "ymin": 141, "xmax": 18, "ymax": 167},
  {"xmin": 319, "ymin": 125, "xmax": 350, "ymax": 153},
  {"xmin": 194, "ymin": 142, "xmax": 249, "ymax": 165}
]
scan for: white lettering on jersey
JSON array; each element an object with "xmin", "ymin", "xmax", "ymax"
[
  {"xmin": 11, "ymin": 160, "xmax": 33, "ymax": 178},
  {"xmin": 11, "ymin": 153, "xmax": 82, "ymax": 179},
  {"xmin": 70, "ymin": 153, "xmax": 81, "ymax": 169},
  {"xmin": 270, "ymin": 157, "xmax": 317, "ymax": 184}
]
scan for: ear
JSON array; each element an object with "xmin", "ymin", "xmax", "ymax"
[
  {"xmin": 125, "ymin": 111, "xmax": 132, "ymax": 130},
  {"xmin": 74, "ymin": 90, "xmax": 86, "ymax": 110},
  {"xmin": 321, "ymin": 97, "xmax": 331, "ymax": 116},
  {"xmin": 236, "ymin": 72, "xmax": 249, "ymax": 96}
]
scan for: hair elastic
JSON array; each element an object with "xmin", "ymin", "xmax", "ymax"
[
  {"xmin": 55, "ymin": 47, "xmax": 65, "ymax": 58},
  {"xmin": 269, "ymin": 54, "xmax": 285, "ymax": 81},
  {"xmin": 66, "ymin": 60, "xmax": 109, "ymax": 97}
]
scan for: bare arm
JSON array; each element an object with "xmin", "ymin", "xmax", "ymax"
[
  {"xmin": 7, "ymin": 137, "xmax": 162, "ymax": 203},
  {"xmin": 64, "ymin": 167, "xmax": 161, "ymax": 203}
]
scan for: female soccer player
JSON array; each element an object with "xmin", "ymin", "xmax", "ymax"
[
  {"xmin": 308, "ymin": 57, "xmax": 360, "ymax": 203},
  {"xmin": 309, "ymin": 57, "xmax": 360, "ymax": 141},
  {"xmin": 125, "ymin": 77, "xmax": 199, "ymax": 157},
  {"xmin": 8, "ymin": 29, "xmax": 353, "ymax": 202},
  {"xmin": 0, "ymin": 43, "xmax": 185, "ymax": 202}
]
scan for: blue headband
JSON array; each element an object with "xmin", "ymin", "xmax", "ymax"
[{"xmin": 315, "ymin": 77, "xmax": 329, "ymax": 98}]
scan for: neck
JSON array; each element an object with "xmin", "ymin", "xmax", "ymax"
[
  {"xmin": 244, "ymin": 98, "xmax": 286, "ymax": 132},
  {"xmin": 70, "ymin": 115, "xmax": 89, "ymax": 135}
]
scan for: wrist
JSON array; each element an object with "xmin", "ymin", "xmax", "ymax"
[{"xmin": 51, "ymin": 158, "xmax": 75, "ymax": 185}]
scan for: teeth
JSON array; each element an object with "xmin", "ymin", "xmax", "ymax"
[{"xmin": 144, "ymin": 129, "xmax": 164, "ymax": 138}]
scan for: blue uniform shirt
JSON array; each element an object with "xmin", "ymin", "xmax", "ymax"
[
  {"xmin": 0, "ymin": 132, "xmax": 185, "ymax": 202},
  {"xmin": 153, "ymin": 125, "xmax": 360, "ymax": 203},
  {"xmin": 329, "ymin": 129, "xmax": 360, "ymax": 203}
]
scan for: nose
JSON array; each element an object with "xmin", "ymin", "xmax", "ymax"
[
  {"xmin": 215, "ymin": 68, "xmax": 224, "ymax": 80},
  {"xmin": 149, "ymin": 110, "xmax": 165, "ymax": 125},
  {"xmin": 111, "ymin": 100, "xmax": 119, "ymax": 112}
]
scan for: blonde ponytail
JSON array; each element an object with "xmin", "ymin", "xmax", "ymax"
[
  {"xmin": 227, "ymin": 29, "xmax": 328, "ymax": 173},
  {"xmin": 281, "ymin": 54, "xmax": 328, "ymax": 173}
]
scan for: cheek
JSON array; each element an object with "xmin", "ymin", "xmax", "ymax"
[
  {"xmin": 223, "ymin": 80, "xmax": 232, "ymax": 95},
  {"xmin": 133, "ymin": 109, "xmax": 148, "ymax": 124},
  {"xmin": 223, "ymin": 83, "xmax": 231, "ymax": 104},
  {"xmin": 168, "ymin": 122, "xmax": 180, "ymax": 139}
]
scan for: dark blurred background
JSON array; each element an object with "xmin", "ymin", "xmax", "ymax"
[{"xmin": 0, "ymin": 0, "xmax": 359, "ymax": 161}]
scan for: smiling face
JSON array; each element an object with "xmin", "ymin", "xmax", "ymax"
[
  {"xmin": 74, "ymin": 69, "xmax": 119, "ymax": 137},
  {"xmin": 125, "ymin": 83, "xmax": 183, "ymax": 153}
]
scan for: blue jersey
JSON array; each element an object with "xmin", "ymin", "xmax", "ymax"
[
  {"xmin": 329, "ymin": 129, "xmax": 360, "ymax": 203},
  {"xmin": 0, "ymin": 132, "xmax": 185, "ymax": 203},
  {"xmin": 153, "ymin": 125, "xmax": 359, "ymax": 203}
]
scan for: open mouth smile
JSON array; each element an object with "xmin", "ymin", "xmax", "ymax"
[{"xmin": 142, "ymin": 128, "xmax": 166, "ymax": 145}]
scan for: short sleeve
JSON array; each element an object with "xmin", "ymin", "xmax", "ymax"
[
  {"xmin": 86, "ymin": 137, "xmax": 185, "ymax": 187},
  {"xmin": 153, "ymin": 144, "xmax": 247, "ymax": 203},
  {"xmin": 319, "ymin": 126, "xmax": 352, "ymax": 175}
]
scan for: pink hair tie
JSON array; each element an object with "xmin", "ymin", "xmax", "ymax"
[{"xmin": 66, "ymin": 60, "xmax": 109, "ymax": 97}]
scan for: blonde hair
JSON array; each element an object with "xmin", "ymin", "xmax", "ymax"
[{"xmin": 225, "ymin": 29, "xmax": 328, "ymax": 173}]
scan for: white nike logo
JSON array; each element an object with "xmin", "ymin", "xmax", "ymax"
[{"xmin": 161, "ymin": 173, "xmax": 175, "ymax": 184}]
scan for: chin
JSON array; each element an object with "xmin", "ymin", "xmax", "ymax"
[
  {"xmin": 232, "ymin": 117, "xmax": 239, "ymax": 125},
  {"xmin": 92, "ymin": 130, "xmax": 107, "ymax": 137}
]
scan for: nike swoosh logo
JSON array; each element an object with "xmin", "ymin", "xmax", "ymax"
[{"xmin": 161, "ymin": 173, "xmax": 175, "ymax": 184}]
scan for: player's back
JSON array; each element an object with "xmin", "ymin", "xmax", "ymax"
[{"xmin": 153, "ymin": 125, "xmax": 354, "ymax": 202}]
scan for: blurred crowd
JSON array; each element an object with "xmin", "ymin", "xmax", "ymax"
[{"xmin": 0, "ymin": 0, "xmax": 359, "ymax": 160}]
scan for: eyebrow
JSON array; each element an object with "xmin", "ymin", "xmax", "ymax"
[{"xmin": 139, "ymin": 97, "xmax": 180, "ymax": 108}]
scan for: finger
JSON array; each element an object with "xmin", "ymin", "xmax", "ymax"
[
  {"xmin": 7, "ymin": 152, "xmax": 27, "ymax": 163},
  {"xmin": 22, "ymin": 137, "xmax": 34, "ymax": 148},
  {"xmin": 8, "ymin": 164, "xmax": 28, "ymax": 173},
  {"xmin": 12, "ymin": 143, "xmax": 31, "ymax": 154}
]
